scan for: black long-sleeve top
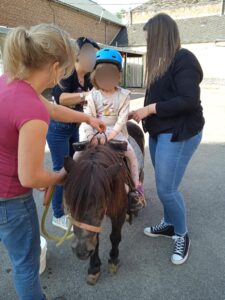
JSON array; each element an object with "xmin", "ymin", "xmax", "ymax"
[
  {"xmin": 143, "ymin": 48, "xmax": 205, "ymax": 141},
  {"xmin": 52, "ymin": 69, "xmax": 92, "ymax": 112}
]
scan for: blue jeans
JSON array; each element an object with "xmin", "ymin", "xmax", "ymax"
[
  {"xmin": 0, "ymin": 193, "xmax": 44, "ymax": 300},
  {"xmin": 46, "ymin": 120, "xmax": 79, "ymax": 218},
  {"xmin": 149, "ymin": 132, "xmax": 202, "ymax": 235}
]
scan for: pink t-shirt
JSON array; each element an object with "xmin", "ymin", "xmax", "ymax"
[{"xmin": 0, "ymin": 75, "xmax": 50, "ymax": 198}]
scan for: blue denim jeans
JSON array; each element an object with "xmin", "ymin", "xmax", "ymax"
[
  {"xmin": 0, "ymin": 193, "xmax": 44, "ymax": 300},
  {"xmin": 46, "ymin": 120, "xmax": 79, "ymax": 218},
  {"xmin": 149, "ymin": 132, "xmax": 202, "ymax": 235}
]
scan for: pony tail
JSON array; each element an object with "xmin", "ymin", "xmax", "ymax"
[{"xmin": 3, "ymin": 27, "xmax": 31, "ymax": 80}]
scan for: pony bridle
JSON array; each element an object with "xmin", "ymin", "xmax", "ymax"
[
  {"xmin": 70, "ymin": 208, "xmax": 107, "ymax": 234},
  {"xmin": 71, "ymin": 219, "xmax": 102, "ymax": 233}
]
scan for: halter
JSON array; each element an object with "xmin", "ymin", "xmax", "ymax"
[
  {"xmin": 71, "ymin": 219, "xmax": 102, "ymax": 233},
  {"xmin": 70, "ymin": 208, "xmax": 107, "ymax": 234}
]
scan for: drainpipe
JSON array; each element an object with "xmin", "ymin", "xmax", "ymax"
[
  {"xmin": 105, "ymin": 22, "xmax": 107, "ymax": 44},
  {"xmin": 221, "ymin": 0, "xmax": 225, "ymax": 15},
  {"xmin": 130, "ymin": 10, "xmax": 133, "ymax": 25}
]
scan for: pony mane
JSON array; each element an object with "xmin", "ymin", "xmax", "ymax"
[{"xmin": 64, "ymin": 145, "xmax": 128, "ymax": 221}]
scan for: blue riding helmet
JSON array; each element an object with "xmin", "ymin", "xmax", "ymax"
[{"xmin": 95, "ymin": 48, "xmax": 123, "ymax": 71}]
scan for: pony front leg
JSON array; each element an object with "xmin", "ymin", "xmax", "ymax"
[
  {"xmin": 108, "ymin": 213, "xmax": 126, "ymax": 274},
  {"xmin": 87, "ymin": 234, "xmax": 101, "ymax": 285}
]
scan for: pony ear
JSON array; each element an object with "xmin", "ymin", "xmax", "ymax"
[
  {"xmin": 64, "ymin": 156, "xmax": 76, "ymax": 173},
  {"xmin": 106, "ymin": 163, "xmax": 122, "ymax": 178}
]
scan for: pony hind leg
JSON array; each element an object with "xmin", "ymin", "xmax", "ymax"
[
  {"xmin": 87, "ymin": 234, "xmax": 101, "ymax": 285},
  {"xmin": 108, "ymin": 212, "xmax": 126, "ymax": 274}
]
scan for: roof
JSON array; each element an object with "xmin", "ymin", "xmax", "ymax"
[
  {"xmin": 0, "ymin": 26, "xmax": 142, "ymax": 57},
  {"xmin": 97, "ymin": 42, "xmax": 143, "ymax": 56},
  {"xmin": 56, "ymin": 0, "xmax": 124, "ymax": 26},
  {"xmin": 0, "ymin": 26, "xmax": 11, "ymax": 36},
  {"xmin": 131, "ymin": 0, "xmax": 221, "ymax": 12},
  {"xmin": 111, "ymin": 15, "xmax": 225, "ymax": 46}
]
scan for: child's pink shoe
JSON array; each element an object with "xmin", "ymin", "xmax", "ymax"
[{"xmin": 128, "ymin": 184, "xmax": 146, "ymax": 212}]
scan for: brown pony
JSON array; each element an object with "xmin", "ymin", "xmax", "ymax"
[{"xmin": 64, "ymin": 122, "xmax": 145, "ymax": 285}]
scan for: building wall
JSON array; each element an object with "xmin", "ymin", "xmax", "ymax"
[
  {"xmin": 128, "ymin": 2, "xmax": 221, "ymax": 24},
  {"xmin": 128, "ymin": 43, "xmax": 225, "ymax": 86},
  {"xmin": 0, "ymin": 0, "xmax": 121, "ymax": 44},
  {"xmin": 184, "ymin": 43, "xmax": 225, "ymax": 80}
]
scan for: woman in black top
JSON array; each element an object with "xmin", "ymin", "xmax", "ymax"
[
  {"xmin": 131, "ymin": 13, "xmax": 204, "ymax": 265},
  {"xmin": 47, "ymin": 37, "xmax": 100, "ymax": 230}
]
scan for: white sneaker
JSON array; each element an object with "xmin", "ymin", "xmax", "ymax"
[{"xmin": 52, "ymin": 215, "xmax": 71, "ymax": 231}]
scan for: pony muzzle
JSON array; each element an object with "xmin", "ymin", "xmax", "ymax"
[{"xmin": 72, "ymin": 239, "xmax": 96, "ymax": 260}]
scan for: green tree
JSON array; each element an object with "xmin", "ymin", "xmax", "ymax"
[{"xmin": 116, "ymin": 9, "xmax": 127, "ymax": 20}]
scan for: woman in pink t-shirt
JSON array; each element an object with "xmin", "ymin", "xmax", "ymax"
[{"xmin": 0, "ymin": 24, "xmax": 105, "ymax": 300}]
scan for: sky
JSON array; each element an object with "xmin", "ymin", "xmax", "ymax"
[{"xmin": 95, "ymin": 0, "xmax": 147, "ymax": 13}]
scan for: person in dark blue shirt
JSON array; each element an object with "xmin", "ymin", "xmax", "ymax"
[{"xmin": 47, "ymin": 37, "xmax": 100, "ymax": 230}]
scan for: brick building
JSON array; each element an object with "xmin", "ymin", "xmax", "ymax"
[
  {"xmin": 0, "ymin": 0, "xmax": 123, "ymax": 44},
  {"xmin": 0, "ymin": 0, "xmax": 123, "ymax": 81},
  {"xmin": 0, "ymin": 0, "xmax": 144, "ymax": 88}
]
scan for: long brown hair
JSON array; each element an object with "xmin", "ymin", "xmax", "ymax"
[{"xmin": 143, "ymin": 13, "xmax": 181, "ymax": 87}]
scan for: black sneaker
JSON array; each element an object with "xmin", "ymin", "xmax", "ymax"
[
  {"xmin": 171, "ymin": 233, "xmax": 190, "ymax": 265},
  {"xmin": 144, "ymin": 219, "xmax": 175, "ymax": 238}
]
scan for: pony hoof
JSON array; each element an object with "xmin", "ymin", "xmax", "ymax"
[
  {"xmin": 86, "ymin": 272, "xmax": 101, "ymax": 285},
  {"xmin": 108, "ymin": 262, "xmax": 120, "ymax": 274}
]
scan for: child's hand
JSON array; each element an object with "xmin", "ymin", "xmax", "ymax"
[
  {"xmin": 88, "ymin": 135, "xmax": 98, "ymax": 145},
  {"xmin": 100, "ymin": 136, "xmax": 106, "ymax": 145},
  {"xmin": 107, "ymin": 130, "xmax": 117, "ymax": 141}
]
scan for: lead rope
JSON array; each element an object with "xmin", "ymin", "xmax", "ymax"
[{"xmin": 41, "ymin": 186, "xmax": 74, "ymax": 247}]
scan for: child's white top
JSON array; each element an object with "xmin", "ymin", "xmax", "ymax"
[{"xmin": 84, "ymin": 87, "xmax": 131, "ymax": 139}]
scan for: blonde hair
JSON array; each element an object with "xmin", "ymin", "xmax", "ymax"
[
  {"xmin": 143, "ymin": 13, "xmax": 181, "ymax": 87},
  {"xmin": 3, "ymin": 23, "xmax": 76, "ymax": 81},
  {"xmin": 90, "ymin": 63, "xmax": 120, "ymax": 89}
]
